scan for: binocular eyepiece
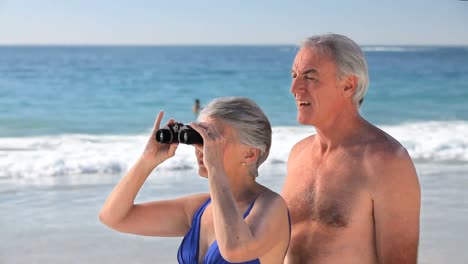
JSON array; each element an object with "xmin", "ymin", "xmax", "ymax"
[{"xmin": 155, "ymin": 122, "xmax": 203, "ymax": 145}]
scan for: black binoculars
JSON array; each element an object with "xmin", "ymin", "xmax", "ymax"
[{"xmin": 155, "ymin": 122, "xmax": 203, "ymax": 144}]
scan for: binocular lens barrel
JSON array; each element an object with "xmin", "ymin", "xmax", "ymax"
[
  {"xmin": 155, "ymin": 129, "xmax": 177, "ymax": 143},
  {"xmin": 179, "ymin": 128, "xmax": 203, "ymax": 144},
  {"xmin": 155, "ymin": 123, "xmax": 203, "ymax": 145}
]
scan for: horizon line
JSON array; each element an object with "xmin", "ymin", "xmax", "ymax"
[{"xmin": 0, "ymin": 43, "xmax": 467, "ymax": 47}]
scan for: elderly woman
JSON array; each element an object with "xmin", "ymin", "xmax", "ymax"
[{"xmin": 99, "ymin": 97, "xmax": 290, "ymax": 264}]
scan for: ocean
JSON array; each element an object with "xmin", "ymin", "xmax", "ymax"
[{"xmin": 1, "ymin": 46, "xmax": 467, "ymax": 263}]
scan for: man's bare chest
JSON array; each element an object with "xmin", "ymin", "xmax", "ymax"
[{"xmin": 283, "ymin": 155, "xmax": 366, "ymax": 228}]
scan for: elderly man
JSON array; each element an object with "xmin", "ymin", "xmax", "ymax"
[{"xmin": 281, "ymin": 33, "xmax": 421, "ymax": 264}]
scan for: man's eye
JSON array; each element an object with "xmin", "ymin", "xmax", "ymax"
[{"xmin": 291, "ymin": 73, "xmax": 297, "ymax": 78}]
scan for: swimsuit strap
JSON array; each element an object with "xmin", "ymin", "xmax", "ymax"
[{"xmin": 242, "ymin": 194, "xmax": 260, "ymax": 218}]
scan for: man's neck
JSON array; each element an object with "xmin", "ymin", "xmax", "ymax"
[{"xmin": 314, "ymin": 105, "xmax": 366, "ymax": 152}]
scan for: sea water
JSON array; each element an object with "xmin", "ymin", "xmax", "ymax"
[{"xmin": 1, "ymin": 46, "xmax": 467, "ymax": 263}]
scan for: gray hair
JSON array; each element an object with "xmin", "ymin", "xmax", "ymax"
[
  {"xmin": 301, "ymin": 33, "xmax": 369, "ymax": 106},
  {"xmin": 198, "ymin": 97, "xmax": 271, "ymax": 178}
]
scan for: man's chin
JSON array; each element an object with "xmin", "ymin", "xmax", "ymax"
[{"xmin": 297, "ymin": 115, "xmax": 314, "ymax": 125}]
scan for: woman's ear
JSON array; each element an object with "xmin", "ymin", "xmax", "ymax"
[{"xmin": 243, "ymin": 148, "xmax": 260, "ymax": 165}]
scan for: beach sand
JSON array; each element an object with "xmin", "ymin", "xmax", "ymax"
[{"xmin": 1, "ymin": 163, "xmax": 468, "ymax": 264}]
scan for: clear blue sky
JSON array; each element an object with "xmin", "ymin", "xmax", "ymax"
[{"xmin": 0, "ymin": 0, "xmax": 467, "ymax": 45}]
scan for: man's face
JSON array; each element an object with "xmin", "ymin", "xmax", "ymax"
[{"xmin": 290, "ymin": 47, "xmax": 344, "ymax": 126}]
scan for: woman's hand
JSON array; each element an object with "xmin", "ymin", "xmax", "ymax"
[
  {"xmin": 190, "ymin": 122, "xmax": 226, "ymax": 173},
  {"xmin": 140, "ymin": 111, "xmax": 179, "ymax": 168}
]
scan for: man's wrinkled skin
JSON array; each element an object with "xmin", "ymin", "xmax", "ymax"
[{"xmin": 282, "ymin": 45, "xmax": 421, "ymax": 264}]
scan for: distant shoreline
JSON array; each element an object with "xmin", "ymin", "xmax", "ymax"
[{"xmin": 0, "ymin": 44, "xmax": 467, "ymax": 48}]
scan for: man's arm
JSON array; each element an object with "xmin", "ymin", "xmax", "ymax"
[{"xmin": 370, "ymin": 147, "xmax": 421, "ymax": 264}]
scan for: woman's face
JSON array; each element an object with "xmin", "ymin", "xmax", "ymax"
[{"xmin": 193, "ymin": 117, "xmax": 246, "ymax": 178}]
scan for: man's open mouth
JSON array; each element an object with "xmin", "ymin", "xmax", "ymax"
[{"xmin": 298, "ymin": 101, "xmax": 312, "ymax": 106}]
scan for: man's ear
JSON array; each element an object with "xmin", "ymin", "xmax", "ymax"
[
  {"xmin": 341, "ymin": 75, "xmax": 358, "ymax": 99},
  {"xmin": 243, "ymin": 148, "xmax": 260, "ymax": 165}
]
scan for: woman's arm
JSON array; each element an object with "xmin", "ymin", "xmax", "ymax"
[
  {"xmin": 99, "ymin": 112, "xmax": 208, "ymax": 237},
  {"xmin": 191, "ymin": 122, "xmax": 290, "ymax": 262},
  {"xmin": 209, "ymin": 169, "xmax": 289, "ymax": 261}
]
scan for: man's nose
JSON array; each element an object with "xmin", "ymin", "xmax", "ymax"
[{"xmin": 290, "ymin": 78, "xmax": 304, "ymax": 94}]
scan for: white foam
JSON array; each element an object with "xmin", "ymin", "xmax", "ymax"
[
  {"xmin": 271, "ymin": 121, "xmax": 468, "ymax": 164},
  {"xmin": 380, "ymin": 121, "xmax": 468, "ymax": 162},
  {"xmin": 362, "ymin": 46, "xmax": 435, "ymax": 52},
  {"xmin": 1, "ymin": 121, "xmax": 467, "ymax": 182}
]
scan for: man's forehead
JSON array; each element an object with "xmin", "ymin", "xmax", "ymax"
[{"xmin": 292, "ymin": 48, "xmax": 333, "ymax": 73}]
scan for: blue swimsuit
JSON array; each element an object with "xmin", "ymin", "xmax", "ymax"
[{"xmin": 177, "ymin": 198, "xmax": 261, "ymax": 264}]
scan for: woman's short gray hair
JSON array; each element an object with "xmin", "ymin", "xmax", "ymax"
[
  {"xmin": 199, "ymin": 97, "xmax": 271, "ymax": 178},
  {"xmin": 301, "ymin": 33, "xmax": 369, "ymax": 106}
]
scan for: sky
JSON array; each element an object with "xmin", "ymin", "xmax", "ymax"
[{"xmin": 0, "ymin": 0, "xmax": 467, "ymax": 46}]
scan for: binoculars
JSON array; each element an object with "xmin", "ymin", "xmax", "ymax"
[{"xmin": 155, "ymin": 122, "xmax": 203, "ymax": 144}]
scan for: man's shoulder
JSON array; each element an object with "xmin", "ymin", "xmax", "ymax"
[
  {"xmin": 290, "ymin": 134, "xmax": 316, "ymax": 155},
  {"xmin": 360, "ymin": 125, "xmax": 418, "ymax": 186},
  {"xmin": 362, "ymin": 125, "xmax": 409, "ymax": 163}
]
